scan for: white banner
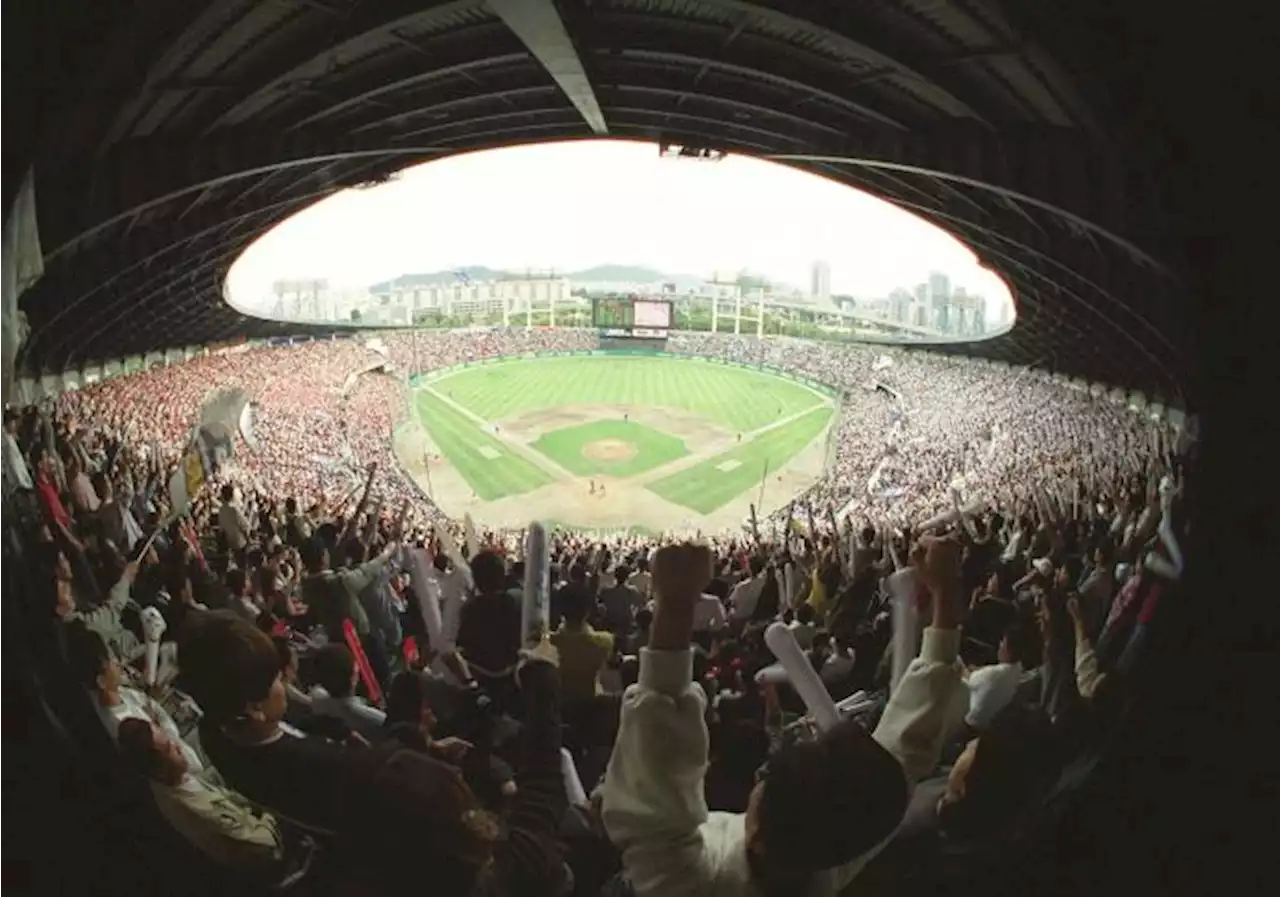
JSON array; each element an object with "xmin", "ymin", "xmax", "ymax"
[{"xmin": 2, "ymin": 169, "xmax": 43, "ymax": 403}]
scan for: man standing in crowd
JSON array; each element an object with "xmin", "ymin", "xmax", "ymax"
[
  {"xmin": 457, "ymin": 550, "xmax": 523, "ymax": 713},
  {"xmin": 299, "ymin": 536, "xmax": 398, "ymax": 686},
  {"xmin": 218, "ymin": 484, "xmax": 251, "ymax": 563},
  {"xmin": 601, "ymin": 538, "xmax": 967, "ymax": 897},
  {"xmin": 2, "ymin": 407, "xmax": 32, "ymax": 495}
]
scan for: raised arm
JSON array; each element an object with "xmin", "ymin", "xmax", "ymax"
[
  {"xmin": 490, "ymin": 645, "xmax": 567, "ymax": 892},
  {"xmin": 1067, "ymin": 595, "xmax": 1105, "ymax": 699},
  {"xmin": 870, "ymin": 535, "xmax": 966, "ymax": 784},
  {"xmin": 601, "ymin": 543, "xmax": 714, "ymax": 897}
]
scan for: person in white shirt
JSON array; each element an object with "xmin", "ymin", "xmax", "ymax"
[
  {"xmin": 692, "ymin": 588, "xmax": 728, "ymax": 635},
  {"xmin": 116, "ymin": 717, "xmax": 283, "ymax": 872},
  {"xmin": 426, "ymin": 552, "xmax": 473, "ymax": 685},
  {"xmin": 728, "ymin": 562, "xmax": 767, "ymax": 621},
  {"xmin": 601, "ymin": 539, "xmax": 968, "ymax": 897},
  {"xmin": 67, "ymin": 454, "xmax": 101, "ymax": 514},
  {"xmin": 1, "ymin": 409, "xmax": 32, "ymax": 495},
  {"xmin": 69, "ymin": 623, "xmax": 208, "ymax": 774},
  {"xmin": 218, "ymin": 484, "xmax": 252, "ymax": 555},
  {"xmin": 963, "ymin": 621, "xmax": 1035, "ymax": 731},
  {"xmin": 307, "ymin": 642, "xmax": 386, "ymax": 741},
  {"xmin": 788, "ymin": 603, "xmax": 819, "ymax": 650},
  {"xmin": 627, "ymin": 557, "xmax": 653, "ymax": 600}
]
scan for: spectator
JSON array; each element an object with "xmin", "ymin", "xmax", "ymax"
[
  {"xmin": 67, "ymin": 454, "xmax": 101, "ymax": 515},
  {"xmin": 600, "ymin": 539, "xmax": 966, "ymax": 897},
  {"xmin": 551, "ymin": 585, "xmax": 615, "ymax": 706},
  {"xmin": 308, "ymin": 643, "xmax": 387, "ymax": 741},
  {"xmin": 116, "ymin": 717, "xmax": 283, "ymax": 872},
  {"xmin": 935, "ymin": 702, "xmax": 1058, "ymax": 837},
  {"xmin": 67, "ymin": 624, "xmax": 206, "ymax": 773},
  {"xmin": 788, "ymin": 602, "xmax": 818, "ymax": 650},
  {"xmin": 383, "ymin": 669, "xmax": 517, "ymax": 809},
  {"xmin": 298, "ymin": 535, "xmax": 397, "ymax": 683},
  {"xmin": 217, "ymin": 484, "xmax": 252, "ymax": 558},
  {"xmin": 2, "ymin": 407, "xmax": 33, "ymax": 494},
  {"xmin": 963, "ymin": 621, "xmax": 1037, "ymax": 732},
  {"xmin": 60, "ymin": 559, "xmax": 145, "ymax": 667},
  {"xmin": 179, "ymin": 611, "xmax": 516, "ymax": 894},
  {"xmin": 598, "ymin": 564, "xmax": 643, "ymax": 639},
  {"xmin": 457, "ymin": 550, "xmax": 522, "ymax": 679}
]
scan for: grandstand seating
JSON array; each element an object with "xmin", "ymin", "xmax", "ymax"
[{"xmin": 4, "ymin": 326, "xmax": 1185, "ymax": 897}]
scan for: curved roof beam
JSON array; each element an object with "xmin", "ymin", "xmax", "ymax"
[
  {"xmin": 607, "ymin": 85, "xmax": 848, "ymax": 140},
  {"xmin": 488, "ymin": 0, "xmax": 607, "ymax": 135},
  {"xmin": 765, "ymin": 154, "xmax": 1176, "ymax": 280},
  {"xmin": 347, "ymin": 86, "xmax": 565, "ymax": 136},
  {"xmin": 607, "ymin": 0, "xmax": 986, "ymax": 122},
  {"xmin": 287, "ymin": 53, "xmax": 533, "ymax": 130},
  {"xmin": 205, "ymin": 0, "xmax": 496, "ymax": 130},
  {"xmin": 607, "ymin": 48, "xmax": 909, "ymax": 130}
]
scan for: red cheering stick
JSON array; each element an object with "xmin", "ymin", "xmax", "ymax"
[{"xmin": 342, "ymin": 619, "xmax": 383, "ymax": 706}]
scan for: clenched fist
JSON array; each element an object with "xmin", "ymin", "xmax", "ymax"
[
  {"xmin": 917, "ymin": 535, "xmax": 963, "ymax": 595},
  {"xmin": 652, "ymin": 543, "xmax": 714, "ymax": 607}
]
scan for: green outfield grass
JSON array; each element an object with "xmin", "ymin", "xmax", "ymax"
[
  {"xmin": 647, "ymin": 405, "xmax": 834, "ymax": 514},
  {"xmin": 414, "ymin": 354, "xmax": 834, "ymax": 509},
  {"xmin": 414, "ymin": 391, "xmax": 553, "ymax": 501},
  {"xmin": 531, "ymin": 419, "xmax": 688, "ymax": 477},
  {"xmin": 430, "ymin": 355, "xmax": 822, "ymax": 432}
]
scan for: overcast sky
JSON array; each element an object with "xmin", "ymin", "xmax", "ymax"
[{"xmin": 227, "ymin": 139, "xmax": 1011, "ymax": 307}]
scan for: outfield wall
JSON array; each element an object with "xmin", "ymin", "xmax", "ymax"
[{"xmin": 408, "ymin": 348, "xmax": 841, "ymax": 399}]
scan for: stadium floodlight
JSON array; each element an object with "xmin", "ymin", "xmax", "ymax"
[{"xmin": 658, "ymin": 141, "xmax": 727, "ymax": 161}]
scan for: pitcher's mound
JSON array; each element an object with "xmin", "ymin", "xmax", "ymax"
[{"xmin": 582, "ymin": 439, "xmax": 637, "ymax": 463}]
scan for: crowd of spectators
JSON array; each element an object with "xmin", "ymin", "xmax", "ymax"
[{"xmin": 4, "ymin": 324, "xmax": 1187, "ymax": 897}]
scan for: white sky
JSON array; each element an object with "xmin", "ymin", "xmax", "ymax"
[{"xmin": 227, "ymin": 139, "xmax": 1011, "ymax": 307}]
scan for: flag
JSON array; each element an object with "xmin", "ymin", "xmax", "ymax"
[{"xmin": 464, "ymin": 513, "xmax": 480, "ymax": 560}]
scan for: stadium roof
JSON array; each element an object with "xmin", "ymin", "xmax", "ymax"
[{"xmin": 6, "ymin": 0, "xmax": 1193, "ymax": 404}]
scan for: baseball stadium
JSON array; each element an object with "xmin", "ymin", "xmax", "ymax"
[{"xmin": 2, "ymin": 5, "xmax": 1223, "ymax": 897}]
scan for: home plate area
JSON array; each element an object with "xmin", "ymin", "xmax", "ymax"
[{"xmin": 716, "ymin": 459, "xmax": 742, "ymax": 473}]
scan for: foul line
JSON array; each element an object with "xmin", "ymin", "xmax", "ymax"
[
  {"xmin": 633, "ymin": 401, "xmax": 833, "ymax": 486},
  {"xmin": 420, "ymin": 386, "xmax": 578, "ymax": 481}
]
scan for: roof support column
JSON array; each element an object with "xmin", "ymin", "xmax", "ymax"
[{"xmin": 487, "ymin": 0, "xmax": 607, "ymax": 134}]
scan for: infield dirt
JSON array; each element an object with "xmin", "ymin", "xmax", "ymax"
[{"xmin": 393, "ymin": 402, "xmax": 830, "ymax": 533}]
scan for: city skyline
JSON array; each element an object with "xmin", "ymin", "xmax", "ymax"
[
  {"xmin": 266, "ymin": 261, "xmax": 1005, "ymax": 340},
  {"xmin": 227, "ymin": 140, "xmax": 1013, "ymax": 315}
]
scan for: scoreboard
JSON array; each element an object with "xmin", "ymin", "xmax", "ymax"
[{"xmin": 592, "ymin": 296, "xmax": 673, "ymax": 338}]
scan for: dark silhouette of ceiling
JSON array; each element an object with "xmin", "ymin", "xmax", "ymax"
[{"xmin": 5, "ymin": 0, "xmax": 1194, "ymax": 403}]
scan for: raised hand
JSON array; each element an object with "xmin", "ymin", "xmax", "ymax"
[
  {"xmin": 433, "ymin": 736, "xmax": 473, "ymax": 762},
  {"xmin": 652, "ymin": 542, "xmax": 714, "ymax": 607},
  {"xmin": 917, "ymin": 534, "xmax": 964, "ymax": 628}
]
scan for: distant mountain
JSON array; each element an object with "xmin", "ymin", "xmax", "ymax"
[
  {"xmin": 567, "ymin": 264, "xmax": 663, "ymax": 282},
  {"xmin": 568, "ymin": 265, "xmax": 704, "ymax": 291},
  {"xmin": 371, "ymin": 263, "xmax": 706, "ymax": 293},
  {"xmin": 369, "ymin": 266, "xmax": 511, "ymax": 292}
]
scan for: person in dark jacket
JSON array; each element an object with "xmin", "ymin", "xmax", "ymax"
[
  {"xmin": 458, "ymin": 551, "xmax": 523, "ymax": 717},
  {"xmin": 384, "ymin": 669, "xmax": 517, "ymax": 811},
  {"xmin": 179, "ymin": 610, "xmax": 569, "ymax": 896}
]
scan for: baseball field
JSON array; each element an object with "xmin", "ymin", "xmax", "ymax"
[{"xmin": 393, "ymin": 354, "xmax": 835, "ymax": 532}]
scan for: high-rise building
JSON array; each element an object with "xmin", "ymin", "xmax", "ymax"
[
  {"xmin": 972, "ymin": 295, "xmax": 987, "ymax": 334},
  {"xmin": 953, "ymin": 286, "xmax": 969, "ymax": 334},
  {"xmin": 810, "ymin": 260, "xmax": 831, "ymax": 300},
  {"xmin": 928, "ymin": 272, "xmax": 951, "ymax": 332},
  {"xmin": 889, "ymin": 288, "xmax": 912, "ymax": 322}
]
